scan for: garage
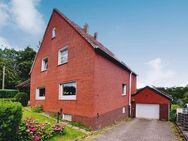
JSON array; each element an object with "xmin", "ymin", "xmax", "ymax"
[
  {"xmin": 136, "ymin": 104, "xmax": 159, "ymax": 119},
  {"xmin": 131, "ymin": 86, "xmax": 172, "ymax": 121}
]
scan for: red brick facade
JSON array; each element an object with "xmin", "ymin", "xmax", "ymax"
[
  {"xmin": 131, "ymin": 86, "xmax": 171, "ymax": 121},
  {"xmin": 30, "ymin": 9, "xmax": 136, "ymax": 129}
]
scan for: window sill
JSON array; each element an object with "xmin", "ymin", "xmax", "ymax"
[
  {"xmin": 35, "ymin": 97, "xmax": 45, "ymax": 100},
  {"xmin": 41, "ymin": 69, "xmax": 48, "ymax": 73},
  {"xmin": 59, "ymin": 95, "xmax": 76, "ymax": 101},
  {"xmin": 57, "ymin": 61, "xmax": 68, "ymax": 67},
  {"xmin": 122, "ymin": 94, "xmax": 126, "ymax": 96}
]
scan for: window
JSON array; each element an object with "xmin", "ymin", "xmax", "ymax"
[
  {"xmin": 58, "ymin": 48, "xmax": 68, "ymax": 65},
  {"xmin": 41, "ymin": 57, "xmax": 48, "ymax": 71},
  {"xmin": 122, "ymin": 107, "xmax": 126, "ymax": 114},
  {"xmin": 52, "ymin": 27, "xmax": 56, "ymax": 38},
  {"xmin": 62, "ymin": 114, "xmax": 72, "ymax": 121},
  {"xmin": 59, "ymin": 82, "xmax": 76, "ymax": 100},
  {"xmin": 122, "ymin": 84, "xmax": 127, "ymax": 96},
  {"xmin": 36, "ymin": 87, "xmax": 45, "ymax": 100}
]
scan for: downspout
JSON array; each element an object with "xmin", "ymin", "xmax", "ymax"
[{"xmin": 129, "ymin": 72, "xmax": 133, "ymax": 117}]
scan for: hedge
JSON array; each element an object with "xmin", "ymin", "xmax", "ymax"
[
  {"xmin": 0, "ymin": 89, "xmax": 18, "ymax": 98},
  {"xmin": 0, "ymin": 98, "xmax": 16, "ymax": 102},
  {"xmin": 0, "ymin": 101, "xmax": 22, "ymax": 141}
]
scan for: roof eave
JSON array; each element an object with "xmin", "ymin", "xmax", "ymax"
[{"xmin": 95, "ymin": 47, "xmax": 137, "ymax": 75}]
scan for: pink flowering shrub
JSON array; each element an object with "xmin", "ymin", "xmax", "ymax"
[
  {"xmin": 53, "ymin": 123, "xmax": 64, "ymax": 134},
  {"xmin": 18, "ymin": 118, "xmax": 64, "ymax": 141}
]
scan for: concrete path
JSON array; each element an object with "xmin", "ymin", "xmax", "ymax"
[{"xmin": 93, "ymin": 119, "xmax": 178, "ymax": 141}]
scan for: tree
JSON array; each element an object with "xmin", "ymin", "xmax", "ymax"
[
  {"xmin": 0, "ymin": 47, "xmax": 36, "ymax": 89},
  {"xmin": 0, "ymin": 57, "xmax": 19, "ymax": 88},
  {"xmin": 182, "ymin": 91, "xmax": 188, "ymax": 105},
  {"xmin": 16, "ymin": 47, "xmax": 36, "ymax": 81}
]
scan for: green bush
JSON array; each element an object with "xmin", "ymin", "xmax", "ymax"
[
  {"xmin": 32, "ymin": 105, "xmax": 43, "ymax": 113},
  {"xmin": 14, "ymin": 92, "xmax": 29, "ymax": 107},
  {"xmin": 0, "ymin": 89, "xmax": 18, "ymax": 98},
  {"xmin": 0, "ymin": 98, "xmax": 16, "ymax": 102},
  {"xmin": 0, "ymin": 101, "xmax": 22, "ymax": 141},
  {"xmin": 170, "ymin": 104, "xmax": 180, "ymax": 122}
]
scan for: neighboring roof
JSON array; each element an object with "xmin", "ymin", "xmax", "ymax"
[
  {"xmin": 30, "ymin": 9, "xmax": 136, "ymax": 75},
  {"xmin": 16, "ymin": 79, "xmax": 30, "ymax": 88},
  {"xmin": 132, "ymin": 86, "xmax": 173, "ymax": 101}
]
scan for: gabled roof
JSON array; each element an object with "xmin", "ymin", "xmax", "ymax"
[
  {"xmin": 30, "ymin": 9, "xmax": 136, "ymax": 75},
  {"xmin": 133, "ymin": 86, "xmax": 173, "ymax": 101}
]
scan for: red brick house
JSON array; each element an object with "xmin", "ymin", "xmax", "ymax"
[
  {"xmin": 131, "ymin": 86, "xmax": 172, "ymax": 121},
  {"xmin": 30, "ymin": 9, "xmax": 137, "ymax": 129}
]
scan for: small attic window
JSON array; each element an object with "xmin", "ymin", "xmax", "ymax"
[{"xmin": 52, "ymin": 27, "xmax": 56, "ymax": 38}]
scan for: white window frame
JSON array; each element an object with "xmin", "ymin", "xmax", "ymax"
[
  {"xmin": 36, "ymin": 87, "xmax": 45, "ymax": 100},
  {"xmin": 122, "ymin": 107, "xmax": 126, "ymax": 114},
  {"xmin": 41, "ymin": 57, "xmax": 48, "ymax": 71},
  {"xmin": 58, "ymin": 47, "xmax": 68, "ymax": 65},
  {"xmin": 59, "ymin": 81, "xmax": 76, "ymax": 100},
  {"xmin": 62, "ymin": 114, "xmax": 72, "ymax": 121},
  {"xmin": 122, "ymin": 84, "xmax": 127, "ymax": 96},
  {"xmin": 52, "ymin": 27, "xmax": 56, "ymax": 38}
]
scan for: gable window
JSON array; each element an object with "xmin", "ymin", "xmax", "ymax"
[
  {"xmin": 52, "ymin": 27, "xmax": 56, "ymax": 38},
  {"xmin": 58, "ymin": 47, "xmax": 68, "ymax": 65},
  {"xmin": 41, "ymin": 57, "xmax": 48, "ymax": 71},
  {"xmin": 36, "ymin": 87, "xmax": 45, "ymax": 100},
  {"xmin": 59, "ymin": 81, "xmax": 76, "ymax": 100},
  {"xmin": 122, "ymin": 84, "xmax": 127, "ymax": 96}
]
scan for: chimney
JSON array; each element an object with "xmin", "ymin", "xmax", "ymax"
[
  {"xmin": 83, "ymin": 24, "xmax": 88, "ymax": 33},
  {"xmin": 94, "ymin": 32, "xmax": 98, "ymax": 40}
]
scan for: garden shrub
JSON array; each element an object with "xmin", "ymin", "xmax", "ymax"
[
  {"xmin": 0, "ymin": 98, "xmax": 16, "ymax": 102},
  {"xmin": 0, "ymin": 89, "xmax": 18, "ymax": 98},
  {"xmin": 14, "ymin": 92, "xmax": 29, "ymax": 107},
  {"xmin": 0, "ymin": 101, "xmax": 22, "ymax": 141},
  {"xmin": 170, "ymin": 104, "xmax": 180, "ymax": 122},
  {"xmin": 19, "ymin": 118, "xmax": 64, "ymax": 141},
  {"xmin": 32, "ymin": 105, "xmax": 43, "ymax": 113}
]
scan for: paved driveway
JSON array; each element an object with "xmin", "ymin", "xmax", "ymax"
[{"xmin": 93, "ymin": 119, "xmax": 178, "ymax": 141}]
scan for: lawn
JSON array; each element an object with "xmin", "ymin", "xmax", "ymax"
[{"xmin": 23, "ymin": 108, "xmax": 86, "ymax": 141}]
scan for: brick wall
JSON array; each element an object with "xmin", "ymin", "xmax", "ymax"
[
  {"xmin": 30, "ymin": 10, "xmax": 137, "ymax": 128},
  {"xmin": 30, "ymin": 11, "xmax": 96, "ymax": 117}
]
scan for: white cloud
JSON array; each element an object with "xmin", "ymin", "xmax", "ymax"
[
  {"xmin": 10, "ymin": 0, "xmax": 45, "ymax": 35},
  {"xmin": 138, "ymin": 58, "xmax": 176, "ymax": 87},
  {"xmin": 0, "ymin": 0, "xmax": 45, "ymax": 35}
]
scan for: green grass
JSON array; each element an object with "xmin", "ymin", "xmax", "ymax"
[
  {"xmin": 66, "ymin": 121, "xmax": 91, "ymax": 131},
  {"xmin": 23, "ymin": 108, "xmax": 55, "ymax": 124},
  {"xmin": 48, "ymin": 127, "xmax": 85, "ymax": 141},
  {"xmin": 22, "ymin": 108, "xmax": 86, "ymax": 141}
]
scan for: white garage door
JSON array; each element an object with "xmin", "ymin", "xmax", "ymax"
[{"xmin": 136, "ymin": 104, "xmax": 159, "ymax": 119}]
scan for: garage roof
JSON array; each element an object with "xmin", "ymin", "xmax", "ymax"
[{"xmin": 133, "ymin": 86, "xmax": 173, "ymax": 101}]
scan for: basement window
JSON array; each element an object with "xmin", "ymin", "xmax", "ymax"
[
  {"xmin": 52, "ymin": 27, "xmax": 56, "ymax": 38},
  {"xmin": 62, "ymin": 114, "xmax": 72, "ymax": 121},
  {"xmin": 58, "ymin": 47, "xmax": 68, "ymax": 65},
  {"xmin": 59, "ymin": 81, "xmax": 76, "ymax": 100},
  {"xmin": 122, "ymin": 107, "xmax": 126, "ymax": 114},
  {"xmin": 41, "ymin": 57, "xmax": 48, "ymax": 71},
  {"xmin": 36, "ymin": 87, "xmax": 45, "ymax": 100},
  {"xmin": 122, "ymin": 84, "xmax": 127, "ymax": 96}
]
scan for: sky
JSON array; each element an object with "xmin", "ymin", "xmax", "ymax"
[{"xmin": 0, "ymin": 0, "xmax": 188, "ymax": 88}]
